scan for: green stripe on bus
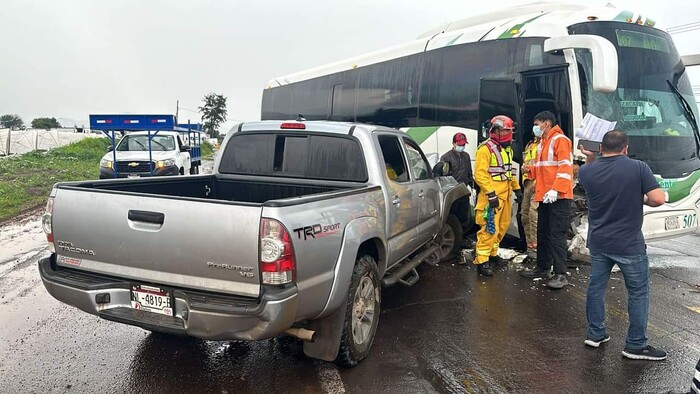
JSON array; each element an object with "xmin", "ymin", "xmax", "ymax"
[
  {"xmin": 657, "ymin": 171, "xmax": 700, "ymax": 203},
  {"xmin": 446, "ymin": 33, "xmax": 463, "ymax": 46},
  {"xmin": 497, "ymin": 13, "xmax": 549, "ymax": 39},
  {"xmin": 405, "ymin": 126, "xmax": 440, "ymax": 145},
  {"xmin": 614, "ymin": 10, "xmax": 634, "ymax": 22}
]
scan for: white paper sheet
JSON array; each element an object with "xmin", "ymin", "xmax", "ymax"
[{"xmin": 574, "ymin": 113, "xmax": 617, "ymax": 142}]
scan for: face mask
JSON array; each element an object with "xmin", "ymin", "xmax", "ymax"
[
  {"xmin": 455, "ymin": 145, "xmax": 465, "ymax": 152},
  {"xmin": 533, "ymin": 125, "xmax": 543, "ymax": 137}
]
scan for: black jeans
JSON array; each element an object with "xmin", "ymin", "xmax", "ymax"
[
  {"xmin": 537, "ymin": 199, "xmax": 571, "ymax": 274},
  {"xmin": 452, "ymin": 195, "xmax": 471, "ymax": 237}
]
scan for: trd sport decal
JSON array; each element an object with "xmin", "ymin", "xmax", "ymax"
[{"xmin": 293, "ymin": 223, "xmax": 341, "ymax": 240}]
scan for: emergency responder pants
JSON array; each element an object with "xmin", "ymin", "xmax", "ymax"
[
  {"xmin": 452, "ymin": 195, "xmax": 471, "ymax": 238},
  {"xmin": 521, "ymin": 180, "xmax": 538, "ymax": 249},
  {"xmin": 536, "ymin": 199, "xmax": 571, "ymax": 274},
  {"xmin": 474, "ymin": 195, "xmax": 512, "ymax": 264}
]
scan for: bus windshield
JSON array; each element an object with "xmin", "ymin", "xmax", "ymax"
[{"xmin": 571, "ymin": 22, "xmax": 700, "ymax": 177}]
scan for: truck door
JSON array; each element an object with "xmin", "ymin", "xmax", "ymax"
[
  {"xmin": 377, "ymin": 134, "xmax": 420, "ymax": 264},
  {"xmin": 402, "ymin": 137, "xmax": 440, "ymax": 246}
]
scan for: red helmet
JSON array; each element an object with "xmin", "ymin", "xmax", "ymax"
[{"xmin": 489, "ymin": 115, "xmax": 514, "ymax": 143}]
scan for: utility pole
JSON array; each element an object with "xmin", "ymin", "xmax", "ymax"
[{"xmin": 176, "ymin": 100, "xmax": 179, "ymax": 124}]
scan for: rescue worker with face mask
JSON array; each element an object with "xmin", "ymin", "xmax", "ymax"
[
  {"xmin": 520, "ymin": 111, "xmax": 574, "ymax": 289},
  {"xmin": 473, "ymin": 115, "xmax": 522, "ymax": 276}
]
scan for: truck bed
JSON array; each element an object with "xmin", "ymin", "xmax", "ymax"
[{"xmin": 66, "ymin": 175, "xmax": 358, "ymax": 204}]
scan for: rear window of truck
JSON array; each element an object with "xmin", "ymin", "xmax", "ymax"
[{"xmin": 219, "ymin": 133, "xmax": 368, "ymax": 182}]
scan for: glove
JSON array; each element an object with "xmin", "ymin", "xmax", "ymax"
[
  {"xmin": 543, "ymin": 189, "xmax": 558, "ymax": 204},
  {"xmin": 514, "ymin": 189, "xmax": 523, "ymax": 204},
  {"xmin": 487, "ymin": 191, "xmax": 499, "ymax": 209}
]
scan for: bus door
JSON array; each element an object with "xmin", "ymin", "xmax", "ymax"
[{"xmin": 520, "ymin": 65, "xmax": 572, "ymax": 143}]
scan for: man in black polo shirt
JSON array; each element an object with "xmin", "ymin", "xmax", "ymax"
[{"xmin": 578, "ymin": 130, "xmax": 667, "ymax": 361}]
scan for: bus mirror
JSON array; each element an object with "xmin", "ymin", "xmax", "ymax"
[{"xmin": 544, "ymin": 35, "xmax": 618, "ymax": 93}]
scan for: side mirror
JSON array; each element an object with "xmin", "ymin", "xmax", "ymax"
[
  {"xmin": 180, "ymin": 145, "xmax": 191, "ymax": 152},
  {"xmin": 544, "ymin": 35, "xmax": 618, "ymax": 93},
  {"xmin": 107, "ymin": 145, "xmax": 113, "ymax": 152},
  {"xmin": 432, "ymin": 161, "xmax": 451, "ymax": 177}
]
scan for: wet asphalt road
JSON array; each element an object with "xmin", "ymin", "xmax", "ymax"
[{"xmin": 1, "ymin": 210, "xmax": 699, "ymax": 393}]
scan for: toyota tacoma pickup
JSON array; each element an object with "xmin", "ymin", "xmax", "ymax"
[{"xmin": 38, "ymin": 120, "xmax": 468, "ymax": 367}]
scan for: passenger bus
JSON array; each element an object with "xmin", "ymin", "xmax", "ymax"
[{"xmin": 261, "ymin": 2, "xmax": 700, "ymax": 246}]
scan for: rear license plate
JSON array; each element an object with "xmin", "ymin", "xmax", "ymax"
[
  {"xmin": 127, "ymin": 174, "xmax": 140, "ymax": 178},
  {"xmin": 131, "ymin": 285, "xmax": 173, "ymax": 316},
  {"xmin": 664, "ymin": 215, "xmax": 680, "ymax": 230}
]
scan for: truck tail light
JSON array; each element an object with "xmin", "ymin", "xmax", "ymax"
[
  {"xmin": 259, "ymin": 218, "xmax": 295, "ymax": 285},
  {"xmin": 280, "ymin": 122, "xmax": 305, "ymax": 130},
  {"xmin": 42, "ymin": 188, "xmax": 57, "ymax": 253}
]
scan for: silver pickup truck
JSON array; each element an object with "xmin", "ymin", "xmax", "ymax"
[{"xmin": 38, "ymin": 120, "xmax": 468, "ymax": 367}]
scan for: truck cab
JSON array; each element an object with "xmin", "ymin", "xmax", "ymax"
[{"xmin": 99, "ymin": 131, "xmax": 191, "ymax": 178}]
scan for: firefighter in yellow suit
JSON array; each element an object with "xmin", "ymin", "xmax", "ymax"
[{"xmin": 474, "ymin": 115, "xmax": 522, "ymax": 276}]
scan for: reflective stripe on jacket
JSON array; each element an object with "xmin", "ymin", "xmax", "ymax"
[
  {"xmin": 522, "ymin": 138, "xmax": 539, "ymax": 181},
  {"xmin": 534, "ymin": 125, "xmax": 574, "ymax": 201},
  {"xmin": 483, "ymin": 140, "xmax": 515, "ymax": 181},
  {"xmin": 474, "ymin": 140, "xmax": 520, "ymax": 210}
]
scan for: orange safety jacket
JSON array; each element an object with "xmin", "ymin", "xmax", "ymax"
[{"xmin": 534, "ymin": 125, "xmax": 574, "ymax": 202}]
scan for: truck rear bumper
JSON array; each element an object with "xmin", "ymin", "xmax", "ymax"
[{"xmin": 38, "ymin": 255, "xmax": 298, "ymax": 341}]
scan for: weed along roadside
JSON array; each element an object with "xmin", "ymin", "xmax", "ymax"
[{"xmin": 0, "ymin": 137, "xmax": 111, "ymax": 223}]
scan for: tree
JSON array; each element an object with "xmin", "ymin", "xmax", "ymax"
[
  {"xmin": 199, "ymin": 93, "xmax": 227, "ymax": 138},
  {"xmin": 31, "ymin": 117, "xmax": 62, "ymax": 130},
  {"xmin": 0, "ymin": 114, "xmax": 24, "ymax": 130}
]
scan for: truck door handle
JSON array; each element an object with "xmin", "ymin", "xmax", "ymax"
[
  {"xmin": 128, "ymin": 210, "xmax": 165, "ymax": 225},
  {"xmin": 418, "ymin": 191, "xmax": 425, "ymax": 198},
  {"xmin": 392, "ymin": 196, "xmax": 401, "ymax": 206}
]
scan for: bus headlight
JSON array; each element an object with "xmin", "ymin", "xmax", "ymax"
[{"xmin": 100, "ymin": 158, "xmax": 112, "ymax": 169}]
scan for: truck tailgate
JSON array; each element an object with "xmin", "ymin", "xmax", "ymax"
[{"xmin": 51, "ymin": 188, "xmax": 262, "ymax": 297}]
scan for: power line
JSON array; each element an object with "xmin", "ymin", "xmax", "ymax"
[{"xmin": 667, "ymin": 22, "xmax": 700, "ymax": 34}]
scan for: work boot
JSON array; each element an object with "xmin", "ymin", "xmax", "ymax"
[
  {"xmin": 520, "ymin": 267, "xmax": 553, "ymax": 279},
  {"xmin": 546, "ymin": 274, "xmax": 569, "ymax": 289},
  {"xmin": 477, "ymin": 262, "xmax": 494, "ymax": 276},
  {"xmin": 489, "ymin": 255, "xmax": 508, "ymax": 270}
]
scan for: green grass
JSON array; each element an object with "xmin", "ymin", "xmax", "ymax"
[
  {"xmin": 201, "ymin": 141, "xmax": 214, "ymax": 160},
  {"xmin": 0, "ymin": 137, "xmax": 111, "ymax": 222}
]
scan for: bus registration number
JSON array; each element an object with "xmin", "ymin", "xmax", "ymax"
[
  {"xmin": 664, "ymin": 214, "xmax": 697, "ymax": 230},
  {"xmin": 131, "ymin": 285, "xmax": 173, "ymax": 316}
]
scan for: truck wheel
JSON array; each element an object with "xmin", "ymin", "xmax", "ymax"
[
  {"xmin": 335, "ymin": 255, "xmax": 380, "ymax": 368},
  {"xmin": 439, "ymin": 214, "xmax": 463, "ymax": 263},
  {"xmin": 179, "ymin": 167, "xmax": 185, "ymax": 175}
]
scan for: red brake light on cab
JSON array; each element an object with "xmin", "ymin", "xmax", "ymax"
[{"xmin": 280, "ymin": 122, "xmax": 305, "ymax": 130}]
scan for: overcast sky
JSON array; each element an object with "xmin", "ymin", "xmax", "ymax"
[{"xmin": 1, "ymin": 0, "xmax": 699, "ymax": 130}]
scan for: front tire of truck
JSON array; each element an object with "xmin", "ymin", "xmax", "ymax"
[
  {"xmin": 335, "ymin": 255, "xmax": 380, "ymax": 368},
  {"xmin": 438, "ymin": 214, "xmax": 463, "ymax": 263}
]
